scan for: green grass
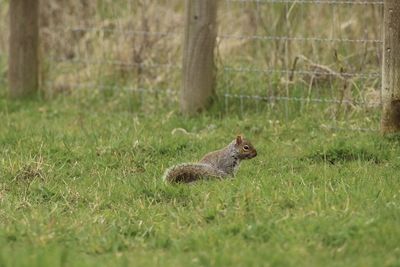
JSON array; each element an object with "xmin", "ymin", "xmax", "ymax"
[{"xmin": 0, "ymin": 88, "xmax": 399, "ymax": 267}]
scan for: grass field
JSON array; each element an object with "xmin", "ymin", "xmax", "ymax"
[
  {"xmin": 0, "ymin": 87, "xmax": 399, "ymax": 267},
  {"xmin": 0, "ymin": 0, "xmax": 396, "ymax": 266}
]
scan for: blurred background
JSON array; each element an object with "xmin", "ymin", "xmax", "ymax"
[{"xmin": 0, "ymin": 0, "xmax": 383, "ymax": 129}]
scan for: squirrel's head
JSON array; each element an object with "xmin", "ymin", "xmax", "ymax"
[{"xmin": 234, "ymin": 135, "xmax": 257, "ymax": 160}]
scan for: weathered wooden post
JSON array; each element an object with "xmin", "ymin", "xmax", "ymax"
[
  {"xmin": 381, "ymin": 0, "xmax": 400, "ymax": 133},
  {"xmin": 8, "ymin": 0, "xmax": 40, "ymax": 98},
  {"xmin": 181, "ymin": 0, "xmax": 218, "ymax": 114}
]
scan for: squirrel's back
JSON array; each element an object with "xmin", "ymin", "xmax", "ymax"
[{"xmin": 162, "ymin": 163, "xmax": 227, "ymax": 183}]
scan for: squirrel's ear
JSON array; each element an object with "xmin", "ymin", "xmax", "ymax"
[{"xmin": 236, "ymin": 135, "xmax": 243, "ymax": 145}]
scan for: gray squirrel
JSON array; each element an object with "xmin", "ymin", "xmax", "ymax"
[{"xmin": 162, "ymin": 135, "xmax": 257, "ymax": 183}]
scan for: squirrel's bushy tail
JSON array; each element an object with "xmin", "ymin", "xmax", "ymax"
[{"xmin": 162, "ymin": 163, "xmax": 227, "ymax": 183}]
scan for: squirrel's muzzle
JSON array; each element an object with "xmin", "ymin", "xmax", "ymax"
[{"xmin": 247, "ymin": 150, "xmax": 257, "ymax": 159}]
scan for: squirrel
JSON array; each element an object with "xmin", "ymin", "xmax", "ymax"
[{"xmin": 162, "ymin": 135, "xmax": 257, "ymax": 183}]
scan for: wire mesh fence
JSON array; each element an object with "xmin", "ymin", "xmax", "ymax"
[
  {"xmin": 1, "ymin": 0, "xmax": 383, "ymax": 130},
  {"xmin": 218, "ymin": 0, "xmax": 383, "ymax": 130},
  {"xmin": 36, "ymin": 0, "xmax": 179, "ymax": 114}
]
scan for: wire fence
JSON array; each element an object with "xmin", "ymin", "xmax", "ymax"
[
  {"xmin": 218, "ymin": 0, "xmax": 383, "ymax": 131},
  {"xmin": 37, "ymin": 0, "xmax": 384, "ymax": 130}
]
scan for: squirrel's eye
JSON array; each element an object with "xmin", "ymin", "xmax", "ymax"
[{"xmin": 243, "ymin": 145, "xmax": 249, "ymax": 150}]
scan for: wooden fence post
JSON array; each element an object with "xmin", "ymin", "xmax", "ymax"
[
  {"xmin": 181, "ymin": 0, "xmax": 218, "ymax": 114},
  {"xmin": 8, "ymin": 0, "xmax": 40, "ymax": 98},
  {"xmin": 381, "ymin": 0, "xmax": 400, "ymax": 133}
]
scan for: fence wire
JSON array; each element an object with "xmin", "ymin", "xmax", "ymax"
[
  {"xmin": 43, "ymin": 0, "xmax": 383, "ymax": 131},
  {"xmin": 219, "ymin": 0, "xmax": 383, "ymax": 131},
  {"xmin": 225, "ymin": 0, "xmax": 383, "ymax": 5}
]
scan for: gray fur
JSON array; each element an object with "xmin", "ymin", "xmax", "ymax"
[
  {"xmin": 162, "ymin": 163, "xmax": 228, "ymax": 183},
  {"xmin": 162, "ymin": 137, "xmax": 256, "ymax": 184}
]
